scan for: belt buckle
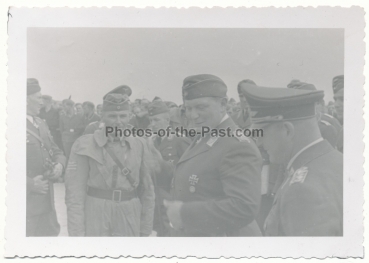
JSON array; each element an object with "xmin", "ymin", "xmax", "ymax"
[
  {"xmin": 122, "ymin": 167, "xmax": 130, "ymax": 176},
  {"xmin": 112, "ymin": 190, "xmax": 122, "ymax": 202}
]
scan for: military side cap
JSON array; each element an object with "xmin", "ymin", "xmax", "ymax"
[
  {"xmin": 240, "ymin": 83, "xmax": 324, "ymax": 125},
  {"xmin": 42, "ymin": 95, "xmax": 52, "ymax": 101},
  {"xmin": 83, "ymin": 101, "xmax": 95, "ymax": 108},
  {"xmin": 237, "ymin": 79, "xmax": 256, "ymax": 93},
  {"xmin": 165, "ymin": 101, "xmax": 178, "ymax": 108},
  {"xmin": 153, "ymin": 96, "xmax": 162, "ymax": 102},
  {"xmin": 27, "ymin": 78, "xmax": 41, "ymax": 95},
  {"xmin": 64, "ymin": 99, "xmax": 75, "ymax": 106},
  {"xmin": 148, "ymin": 101, "xmax": 169, "ymax": 116},
  {"xmin": 103, "ymin": 85, "xmax": 132, "ymax": 100},
  {"xmin": 103, "ymin": 93, "xmax": 130, "ymax": 111},
  {"xmin": 287, "ymin": 80, "xmax": 317, "ymax": 91},
  {"xmin": 182, "ymin": 74, "xmax": 227, "ymax": 100},
  {"xmin": 332, "ymin": 75, "xmax": 344, "ymax": 93}
]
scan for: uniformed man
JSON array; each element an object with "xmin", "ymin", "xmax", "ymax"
[
  {"xmin": 39, "ymin": 95, "xmax": 63, "ymax": 151},
  {"xmin": 231, "ymin": 79, "xmax": 256, "ymax": 129},
  {"xmin": 169, "ymin": 105, "xmax": 189, "ymax": 130},
  {"xmin": 147, "ymin": 101, "xmax": 191, "ymax": 236},
  {"xmin": 333, "ymin": 75, "xmax": 344, "ymax": 153},
  {"xmin": 241, "ymin": 84, "xmax": 343, "ymax": 236},
  {"xmin": 164, "ymin": 74, "xmax": 262, "ymax": 237},
  {"xmin": 26, "ymin": 78, "xmax": 66, "ymax": 236},
  {"xmin": 75, "ymin": 103, "xmax": 84, "ymax": 116},
  {"xmin": 59, "ymin": 99, "xmax": 85, "ymax": 158},
  {"xmin": 287, "ymin": 80, "xmax": 339, "ymax": 148},
  {"xmin": 82, "ymin": 101, "xmax": 100, "ymax": 126},
  {"xmin": 135, "ymin": 99, "xmax": 151, "ymax": 129},
  {"xmin": 148, "ymin": 101, "xmax": 191, "ymax": 166},
  {"xmin": 236, "ymin": 79, "xmax": 280, "ymax": 234},
  {"xmin": 65, "ymin": 93, "xmax": 155, "ymax": 236},
  {"xmin": 96, "ymin": 104, "xmax": 103, "ymax": 117}
]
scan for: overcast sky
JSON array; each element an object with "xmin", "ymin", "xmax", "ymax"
[{"xmin": 28, "ymin": 28, "xmax": 343, "ymax": 105}]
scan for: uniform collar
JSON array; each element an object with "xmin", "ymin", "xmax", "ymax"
[{"xmin": 286, "ymin": 137, "xmax": 324, "ymax": 170}]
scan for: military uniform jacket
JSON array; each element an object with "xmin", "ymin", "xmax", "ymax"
[
  {"xmin": 83, "ymin": 113, "xmax": 100, "ymax": 127},
  {"xmin": 64, "ymin": 130, "xmax": 155, "ymax": 236},
  {"xmin": 39, "ymin": 107, "xmax": 60, "ymax": 132},
  {"xmin": 59, "ymin": 113, "xmax": 85, "ymax": 142},
  {"xmin": 264, "ymin": 139, "xmax": 343, "ymax": 236},
  {"xmin": 26, "ymin": 117, "xmax": 66, "ymax": 216},
  {"xmin": 172, "ymin": 117, "xmax": 262, "ymax": 236},
  {"xmin": 153, "ymin": 133, "xmax": 191, "ymax": 193},
  {"xmin": 153, "ymin": 133, "xmax": 191, "ymax": 165}
]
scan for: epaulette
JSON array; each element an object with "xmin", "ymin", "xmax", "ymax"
[
  {"xmin": 206, "ymin": 136, "xmax": 219, "ymax": 147},
  {"xmin": 320, "ymin": 120, "xmax": 331, "ymax": 126},
  {"xmin": 233, "ymin": 131, "xmax": 251, "ymax": 143},
  {"xmin": 34, "ymin": 116, "xmax": 44, "ymax": 124},
  {"xmin": 323, "ymin": 113, "xmax": 334, "ymax": 119}
]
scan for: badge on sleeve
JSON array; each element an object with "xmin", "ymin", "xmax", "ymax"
[
  {"xmin": 189, "ymin": 174, "xmax": 199, "ymax": 193},
  {"xmin": 289, "ymin": 167, "xmax": 308, "ymax": 185}
]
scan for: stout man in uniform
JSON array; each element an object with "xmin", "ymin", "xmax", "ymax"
[{"xmin": 165, "ymin": 74, "xmax": 262, "ymax": 236}]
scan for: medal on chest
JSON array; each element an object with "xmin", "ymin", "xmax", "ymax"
[{"xmin": 189, "ymin": 174, "xmax": 199, "ymax": 193}]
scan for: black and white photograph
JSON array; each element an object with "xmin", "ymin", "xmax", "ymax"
[{"xmin": 5, "ymin": 6, "xmax": 365, "ymax": 259}]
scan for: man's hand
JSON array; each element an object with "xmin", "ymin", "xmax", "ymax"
[
  {"xmin": 49, "ymin": 163, "xmax": 63, "ymax": 180},
  {"xmin": 32, "ymin": 175, "xmax": 49, "ymax": 194},
  {"xmin": 163, "ymin": 199, "xmax": 184, "ymax": 230}
]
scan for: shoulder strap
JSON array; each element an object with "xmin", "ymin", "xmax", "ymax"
[
  {"xmin": 104, "ymin": 145, "xmax": 138, "ymax": 188},
  {"xmin": 27, "ymin": 128, "xmax": 54, "ymax": 157}
]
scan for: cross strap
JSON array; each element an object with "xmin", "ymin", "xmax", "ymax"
[
  {"xmin": 27, "ymin": 128, "xmax": 53, "ymax": 157},
  {"xmin": 104, "ymin": 145, "xmax": 138, "ymax": 189}
]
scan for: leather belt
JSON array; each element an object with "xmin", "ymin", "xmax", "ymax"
[{"xmin": 87, "ymin": 186, "xmax": 137, "ymax": 202}]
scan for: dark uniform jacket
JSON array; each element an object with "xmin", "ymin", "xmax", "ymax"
[
  {"xmin": 83, "ymin": 113, "xmax": 100, "ymax": 127},
  {"xmin": 39, "ymin": 107, "xmax": 60, "ymax": 132},
  {"xmin": 26, "ymin": 117, "xmax": 66, "ymax": 216},
  {"xmin": 264, "ymin": 139, "xmax": 343, "ymax": 236},
  {"xmin": 152, "ymin": 133, "xmax": 191, "ymax": 236},
  {"xmin": 59, "ymin": 113, "xmax": 85, "ymax": 142},
  {"xmin": 171, "ymin": 117, "xmax": 262, "ymax": 236}
]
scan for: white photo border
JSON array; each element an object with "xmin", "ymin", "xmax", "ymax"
[{"xmin": 5, "ymin": 6, "xmax": 365, "ymax": 258}]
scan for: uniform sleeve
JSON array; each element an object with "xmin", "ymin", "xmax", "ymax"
[
  {"xmin": 64, "ymin": 141, "xmax": 90, "ymax": 236},
  {"xmin": 46, "ymin": 125, "xmax": 67, "ymax": 168},
  {"xmin": 181, "ymin": 141, "xmax": 262, "ymax": 234},
  {"xmin": 280, "ymin": 182, "xmax": 342, "ymax": 236},
  {"xmin": 137, "ymin": 141, "xmax": 156, "ymax": 236}
]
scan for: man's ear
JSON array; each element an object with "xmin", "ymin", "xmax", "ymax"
[{"xmin": 283, "ymin": 121, "xmax": 295, "ymax": 140}]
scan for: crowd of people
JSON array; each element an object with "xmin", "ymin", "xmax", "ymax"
[{"xmin": 26, "ymin": 73, "xmax": 344, "ymax": 237}]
